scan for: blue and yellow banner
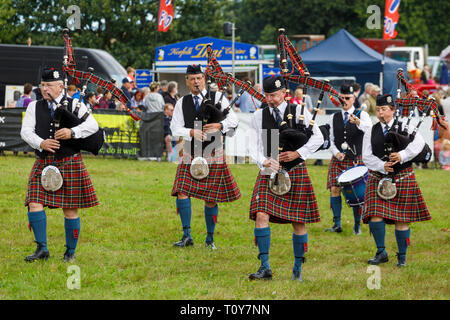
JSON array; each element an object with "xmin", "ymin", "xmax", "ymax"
[{"xmin": 156, "ymin": 37, "xmax": 259, "ymax": 62}]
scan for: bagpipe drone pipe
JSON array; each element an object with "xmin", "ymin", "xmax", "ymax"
[{"xmin": 384, "ymin": 68, "xmax": 444, "ymax": 165}]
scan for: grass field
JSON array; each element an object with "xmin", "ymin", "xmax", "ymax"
[{"xmin": 0, "ymin": 153, "xmax": 449, "ymax": 300}]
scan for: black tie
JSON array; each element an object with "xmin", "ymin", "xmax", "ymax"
[
  {"xmin": 48, "ymin": 101, "xmax": 55, "ymax": 118},
  {"xmin": 273, "ymin": 108, "xmax": 282, "ymax": 127},
  {"xmin": 343, "ymin": 112, "xmax": 349, "ymax": 125},
  {"xmin": 194, "ymin": 95, "xmax": 200, "ymax": 112}
]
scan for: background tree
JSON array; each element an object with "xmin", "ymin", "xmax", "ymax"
[{"xmin": 0, "ymin": 0, "xmax": 448, "ymax": 69}]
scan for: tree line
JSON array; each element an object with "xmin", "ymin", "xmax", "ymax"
[{"xmin": 0, "ymin": 0, "xmax": 448, "ymax": 69}]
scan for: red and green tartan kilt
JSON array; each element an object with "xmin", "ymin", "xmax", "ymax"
[
  {"xmin": 25, "ymin": 153, "xmax": 99, "ymax": 209},
  {"xmin": 171, "ymin": 148, "xmax": 241, "ymax": 203},
  {"xmin": 249, "ymin": 162, "xmax": 320, "ymax": 224},
  {"xmin": 362, "ymin": 167, "xmax": 431, "ymax": 224},
  {"xmin": 327, "ymin": 155, "xmax": 363, "ymax": 189}
]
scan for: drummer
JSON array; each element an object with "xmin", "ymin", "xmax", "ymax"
[{"xmin": 325, "ymin": 84, "xmax": 372, "ymax": 234}]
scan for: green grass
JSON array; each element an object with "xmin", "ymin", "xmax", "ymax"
[{"xmin": 0, "ymin": 153, "xmax": 449, "ymax": 300}]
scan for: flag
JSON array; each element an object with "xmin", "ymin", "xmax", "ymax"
[
  {"xmin": 157, "ymin": 0, "xmax": 174, "ymax": 32},
  {"xmin": 383, "ymin": 0, "xmax": 400, "ymax": 40}
]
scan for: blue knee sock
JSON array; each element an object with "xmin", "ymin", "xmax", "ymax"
[
  {"xmin": 176, "ymin": 198, "xmax": 192, "ymax": 238},
  {"xmin": 292, "ymin": 233, "xmax": 308, "ymax": 273},
  {"xmin": 353, "ymin": 206, "xmax": 361, "ymax": 227},
  {"xmin": 28, "ymin": 210, "xmax": 48, "ymax": 252},
  {"xmin": 255, "ymin": 227, "xmax": 271, "ymax": 270},
  {"xmin": 64, "ymin": 217, "xmax": 81, "ymax": 255},
  {"xmin": 330, "ymin": 196, "xmax": 342, "ymax": 227},
  {"xmin": 204, "ymin": 205, "xmax": 218, "ymax": 243},
  {"xmin": 395, "ymin": 229, "xmax": 410, "ymax": 262},
  {"xmin": 369, "ymin": 220, "xmax": 386, "ymax": 254}
]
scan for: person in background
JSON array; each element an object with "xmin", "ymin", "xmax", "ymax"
[
  {"xmin": 358, "ymin": 83, "xmax": 373, "ymax": 106},
  {"xmin": 164, "ymin": 81, "xmax": 178, "ymax": 107},
  {"xmin": 159, "ymin": 80, "xmax": 168, "ymax": 96},
  {"xmin": 67, "ymin": 85, "xmax": 77, "ymax": 98},
  {"xmin": 127, "ymin": 67, "xmax": 136, "ymax": 89},
  {"xmin": 96, "ymin": 87, "xmax": 104, "ymax": 102},
  {"xmin": 363, "ymin": 85, "xmax": 380, "ymax": 116},
  {"xmin": 98, "ymin": 90, "xmax": 114, "ymax": 109},
  {"xmin": 131, "ymin": 89, "xmax": 145, "ymax": 110},
  {"xmin": 144, "ymin": 82, "xmax": 165, "ymax": 113},
  {"xmin": 163, "ymin": 103, "xmax": 176, "ymax": 160},
  {"xmin": 420, "ymin": 65, "xmax": 431, "ymax": 84},
  {"xmin": 121, "ymin": 77, "xmax": 133, "ymax": 109},
  {"xmin": 6, "ymin": 100, "xmax": 16, "ymax": 108},
  {"xmin": 289, "ymin": 85, "xmax": 313, "ymax": 113},
  {"xmin": 16, "ymin": 83, "xmax": 34, "ymax": 108},
  {"xmin": 439, "ymin": 139, "xmax": 450, "ymax": 170},
  {"xmin": 32, "ymin": 87, "xmax": 43, "ymax": 101},
  {"xmin": 84, "ymin": 92, "xmax": 97, "ymax": 110}
]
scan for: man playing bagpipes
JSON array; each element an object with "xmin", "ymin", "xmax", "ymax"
[
  {"xmin": 247, "ymin": 75, "xmax": 323, "ymax": 282},
  {"xmin": 170, "ymin": 64, "xmax": 241, "ymax": 250},
  {"xmin": 325, "ymin": 84, "xmax": 372, "ymax": 235},
  {"xmin": 361, "ymin": 94, "xmax": 431, "ymax": 267},
  {"xmin": 20, "ymin": 67, "xmax": 100, "ymax": 262}
]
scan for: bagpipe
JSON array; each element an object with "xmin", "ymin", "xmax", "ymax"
[
  {"xmin": 52, "ymin": 29, "xmax": 140, "ymax": 155},
  {"xmin": 384, "ymin": 68, "xmax": 443, "ymax": 166},
  {"xmin": 276, "ymin": 28, "xmax": 337, "ymax": 157},
  {"xmin": 62, "ymin": 29, "xmax": 139, "ymax": 121},
  {"xmin": 195, "ymin": 45, "xmax": 247, "ymax": 128}
]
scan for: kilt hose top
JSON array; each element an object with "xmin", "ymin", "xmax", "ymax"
[
  {"xmin": 171, "ymin": 148, "xmax": 241, "ymax": 203},
  {"xmin": 25, "ymin": 153, "xmax": 99, "ymax": 209},
  {"xmin": 326, "ymin": 155, "xmax": 363, "ymax": 190},
  {"xmin": 362, "ymin": 167, "xmax": 431, "ymax": 224},
  {"xmin": 249, "ymin": 162, "xmax": 321, "ymax": 224}
]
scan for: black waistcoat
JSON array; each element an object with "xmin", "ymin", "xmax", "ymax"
[
  {"xmin": 262, "ymin": 103, "xmax": 303, "ymax": 170},
  {"xmin": 34, "ymin": 99, "xmax": 80, "ymax": 159},
  {"xmin": 332, "ymin": 109, "xmax": 364, "ymax": 159},
  {"xmin": 182, "ymin": 91, "xmax": 221, "ymax": 157},
  {"xmin": 371, "ymin": 121, "xmax": 412, "ymax": 173}
]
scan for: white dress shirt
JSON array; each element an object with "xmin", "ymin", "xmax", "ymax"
[
  {"xmin": 21, "ymin": 92, "xmax": 99, "ymax": 152},
  {"xmin": 248, "ymin": 101, "xmax": 324, "ymax": 170},
  {"xmin": 170, "ymin": 89, "xmax": 238, "ymax": 141},
  {"xmin": 328, "ymin": 106, "xmax": 373, "ymax": 157},
  {"xmin": 362, "ymin": 118, "xmax": 425, "ymax": 174}
]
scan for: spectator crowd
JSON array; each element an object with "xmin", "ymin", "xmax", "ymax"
[{"xmin": 2, "ymin": 66, "xmax": 450, "ymax": 169}]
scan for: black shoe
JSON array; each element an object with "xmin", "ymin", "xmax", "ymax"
[
  {"xmin": 396, "ymin": 253, "xmax": 406, "ymax": 267},
  {"xmin": 353, "ymin": 224, "xmax": 362, "ymax": 235},
  {"xmin": 63, "ymin": 245, "xmax": 76, "ymax": 262},
  {"xmin": 368, "ymin": 250, "xmax": 389, "ymax": 265},
  {"xmin": 249, "ymin": 266, "xmax": 272, "ymax": 280},
  {"xmin": 292, "ymin": 270, "xmax": 303, "ymax": 282},
  {"xmin": 205, "ymin": 241, "xmax": 217, "ymax": 250},
  {"xmin": 24, "ymin": 241, "xmax": 49, "ymax": 262},
  {"xmin": 325, "ymin": 225, "xmax": 343, "ymax": 233},
  {"xmin": 173, "ymin": 235, "xmax": 194, "ymax": 247}
]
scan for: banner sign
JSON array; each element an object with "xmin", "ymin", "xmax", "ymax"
[
  {"xmin": 135, "ymin": 69, "xmax": 153, "ymax": 89},
  {"xmin": 156, "ymin": 37, "xmax": 259, "ymax": 62},
  {"xmin": 384, "ymin": 0, "xmax": 400, "ymax": 40},
  {"xmin": 263, "ymin": 67, "xmax": 281, "ymax": 78},
  {"xmin": 0, "ymin": 109, "xmax": 165, "ymax": 159}
]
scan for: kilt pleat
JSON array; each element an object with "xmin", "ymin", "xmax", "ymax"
[
  {"xmin": 249, "ymin": 163, "xmax": 320, "ymax": 224},
  {"xmin": 25, "ymin": 153, "xmax": 99, "ymax": 209},
  {"xmin": 362, "ymin": 167, "xmax": 431, "ymax": 224},
  {"xmin": 171, "ymin": 149, "xmax": 241, "ymax": 203},
  {"xmin": 327, "ymin": 155, "xmax": 363, "ymax": 189}
]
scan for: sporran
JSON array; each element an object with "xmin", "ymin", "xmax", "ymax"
[{"xmin": 41, "ymin": 165, "xmax": 63, "ymax": 192}]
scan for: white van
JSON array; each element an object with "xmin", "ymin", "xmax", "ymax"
[{"xmin": 385, "ymin": 46, "xmax": 425, "ymax": 71}]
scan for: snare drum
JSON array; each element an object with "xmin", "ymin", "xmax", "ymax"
[{"xmin": 337, "ymin": 165, "xmax": 368, "ymax": 207}]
